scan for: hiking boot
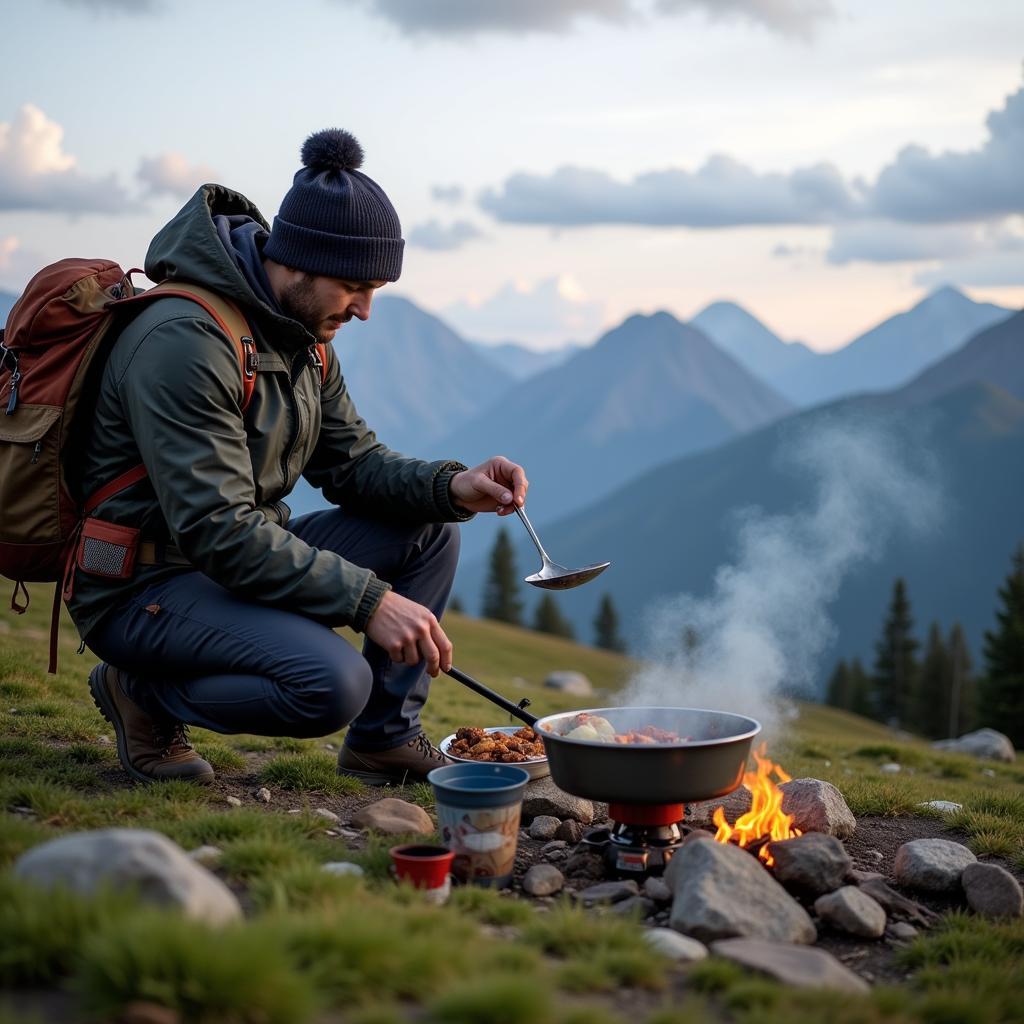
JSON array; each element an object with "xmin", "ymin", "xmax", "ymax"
[
  {"xmin": 337, "ymin": 733, "xmax": 451, "ymax": 785},
  {"xmin": 87, "ymin": 663, "xmax": 215, "ymax": 785}
]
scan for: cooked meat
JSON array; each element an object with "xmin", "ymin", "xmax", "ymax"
[{"xmin": 448, "ymin": 726, "xmax": 546, "ymax": 762}]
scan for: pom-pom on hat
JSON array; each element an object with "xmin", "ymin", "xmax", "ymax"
[{"xmin": 264, "ymin": 128, "xmax": 404, "ymax": 282}]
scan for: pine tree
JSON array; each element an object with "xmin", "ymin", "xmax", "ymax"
[
  {"xmin": 533, "ymin": 594, "xmax": 575, "ymax": 639},
  {"xmin": 826, "ymin": 660, "xmax": 851, "ymax": 709},
  {"xmin": 847, "ymin": 657, "xmax": 874, "ymax": 718},
  {"xmin": 871, "ymin": 577, "xmax": 919, "ymax": 727},
  {"xmin": 947, "ymin": 622, "xmax": 975, "ymax": 737},
  {"xmin": 914, "ymin": 622, "xmax": 951, "ymax": 739},
  {"xmin": 481, "ymin": 526, "xmax": 523, "ymax": 625},
  {"xmin": 594, "ymin": 593, "xmax": 626, "ymax": 653},
  {"xmin": 978, "ymin": 544, "xmax": 1024, "ymax": 745}
]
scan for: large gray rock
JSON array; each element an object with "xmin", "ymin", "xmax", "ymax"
[
  {"xmin": 666, "ymin": 834, "xmax": 816, "ymax": 944},
  {"xmin": 577, "ymin": 879, "xmax": 640, "ymax": 907},
  {"xmin": 710, "ymin": 938, "xmax": 870, "ymax": 994},
  {"xmin": 961, "ymin": 862, "xmax": 1024, "ymax": 918},
  {"xmin": 14, "ymin": 829, "xmax": 241, "ymax": 925},
  {"xmin": 543, "ymin": 671, "xmax": 593, "ymax": 696},
  {"xmin": 528, "ymin": 815, "xmax": 561, "ymax": 841},
  {"xmin": 522, "ymin": 863, "xmax": 564, "ymax": 897},
  {"xmin": 770, "ymin": 832, "xmax": 852, "ymax": 895},
  {"xmin": 814, "ymin": 886, "xmax": 887, "ymax": 938},
  {"xmin": 779, "ymin": 779, "xmax": 856, "ymax": 839},
  {"xmin": 351, "ymin": 798, "xmax": 434, "ymax": 835},
  {"xmin": 522, "ymin": 778, "xmax": 594, "ymax": 825},
  {"xmin": 893, "ymin": 839, "xmax": 976, "ymax": 892},
  {"xmin": 932, "ymin": 728, "xmax": 1015, "ymax": 763}
]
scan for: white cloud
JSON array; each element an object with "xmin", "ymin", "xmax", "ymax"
[
  {"xmin": 431, "ymin": 183, "xmax": 464, "ymax": 204},
  {"xmin": 914, "ymin": 226, "xmax": 1024, "ymax": 289},
  {"xmin": 870, "ymin": 83, "xmax": 1024, "ymax": 223},
  {"xmin": 137, "ymin": 152, "xmax": 219, "ymax": 199},
  {"xmin": 827, "ymin": 221, "xmax": 982, "ymax": 265},
  {"xmin": 0, "ymin": 235, "xmax": 43, "ymax": 294},
  {"xmin": 657, "ymin": 0, "xmax": 835, "ymax": 41},
  {"xmin": 443, "ymin": 274, "xmax": 604, "ymax": 347},
  {"xmin": 480, "ymin": 156, "xmax": 857, "ymax": 227},
  {"xmin": 345, "ymin": 0, "xmax": 632, "ymax": 36},
  {"xmin": 407, "ymin": 219, "xmax": 483, "ymax": 251},
  {"xmin": 0, "ymin": 104, "xmax": 130, "ymax": 214}
]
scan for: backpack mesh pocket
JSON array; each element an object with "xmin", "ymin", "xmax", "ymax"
[{"xmin": 75, "ymin": 517, "xmax": 140, "ymax": 579}]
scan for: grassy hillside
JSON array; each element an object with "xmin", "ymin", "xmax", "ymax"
[{"xmin": 1, "ymin": 584, "xmax": 1022, "ymax": 1024}]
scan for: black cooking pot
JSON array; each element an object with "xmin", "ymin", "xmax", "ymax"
[{"xmin": 444, "ymin": 668, "xmax": 760, "ymax": 805}]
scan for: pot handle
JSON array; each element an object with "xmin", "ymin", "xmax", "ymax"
[{"xmin": 444, "ymin": 666, "xmax": 539, "ymax": 728}]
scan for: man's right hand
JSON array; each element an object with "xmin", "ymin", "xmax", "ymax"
[{"xmin": 364, "ymin": 590, "xmax": 453, "ymax": 677}]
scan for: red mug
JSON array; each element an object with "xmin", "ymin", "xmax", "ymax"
[{"xmin": 389, "ymin": 844, "xmax": 455, "ymax": 890}]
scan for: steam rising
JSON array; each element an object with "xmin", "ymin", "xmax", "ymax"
[{"xmin": 620, "ymin": 418, "xmax": 942, "ymax": 740}]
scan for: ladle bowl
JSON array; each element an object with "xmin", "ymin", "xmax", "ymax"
[{"xmin": 515, "ymin": 505, "xmax": 610, "ymax": 590}]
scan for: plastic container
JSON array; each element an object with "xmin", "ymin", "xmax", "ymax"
[{"xmin": 428, "ymin": 763, "xmax": 530, "ymax": 888}]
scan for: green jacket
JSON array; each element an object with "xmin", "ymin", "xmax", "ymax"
[{"xmin": 68, "ymin": 185, "xmax": 469, "ymax": 642}]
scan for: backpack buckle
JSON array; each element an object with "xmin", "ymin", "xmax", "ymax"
[{"xmin": 241, "ymin": 337, "xmax": 258, "ymax": 379}]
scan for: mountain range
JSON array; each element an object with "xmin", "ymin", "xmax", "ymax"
[
  {"xmin": 452, "ymin": 309, "xmax": 1024, "ymax": 680},
  {"xmin": 469, "ymin": 340, "xmax": 581, "ymax": 380}
]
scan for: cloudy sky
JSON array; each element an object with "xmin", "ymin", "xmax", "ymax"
[{"xmin": 2, "ymin": 0, "xmax": 1022, "ymax": 350}]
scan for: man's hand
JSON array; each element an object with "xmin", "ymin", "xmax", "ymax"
[
  {"xmin": 450, "ymin": 456, "xmax": 528, "ymax": 516},
  {"xmin": 365, "ymin": 591, "xmax": 453, "ymax": 676}
]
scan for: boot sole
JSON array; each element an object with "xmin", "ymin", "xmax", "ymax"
[{"xmin": 88, "ymin": 665, "xmax": 215, "ymax": 786}]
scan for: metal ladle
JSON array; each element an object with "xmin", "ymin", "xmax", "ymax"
[{"xmin": 514, "ymin": 505, "xmax": 610, "ymax": 590}]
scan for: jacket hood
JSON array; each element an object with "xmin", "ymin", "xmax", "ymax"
[{"xmin": 145, "ymin": 184, "xmax": 314, "ymax": 349}]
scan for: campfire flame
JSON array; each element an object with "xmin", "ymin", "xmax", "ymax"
[{"xmin": 712, "ymin": 745, "xmax": 800, "ymax": 866}]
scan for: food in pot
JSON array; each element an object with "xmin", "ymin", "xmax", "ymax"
[
  {"xmin": 546, "ymin": 712, "xmax": 688, "ymax": 745},
  {"xmin": 447, "ymin": 726, "xmax": 546, "ymax": 763}
]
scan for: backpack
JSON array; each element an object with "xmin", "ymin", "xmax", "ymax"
[{"xmin": 0, "ymin": 257, "xmax": 328, "ymax": 672}]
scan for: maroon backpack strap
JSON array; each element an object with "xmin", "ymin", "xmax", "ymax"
[
  {"xmin": 316, "ymin": 342, "xmax": 329, "ymax": 385},
  {"xmin": 114, "ymin": 281, "xmax": 258, "ymax": 412}
]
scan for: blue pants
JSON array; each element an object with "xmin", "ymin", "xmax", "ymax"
[{"xmin": 87, "ymin": 510, "xmax": 460, "ymax": 750}]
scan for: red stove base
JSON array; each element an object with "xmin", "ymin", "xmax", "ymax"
[{"xmin": 580, "ymin": 802, "xmax": 688, "ymax": 877}]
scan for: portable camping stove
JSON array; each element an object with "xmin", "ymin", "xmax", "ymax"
[{"xmin": 579, "ymin": 802, "xmax": 688, "ymax": 878}]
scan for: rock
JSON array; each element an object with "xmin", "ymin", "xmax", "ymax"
[
  {"xmin": 97, "ymin": 735, "xmax": 112, "ymax": 746},
  {"xmin": 186, "ymin": 845, "xmax": 223, "ymax": 869},
  {"xmin": 961, "ymin": 862, "xmax": 1024, "ymax": 918},
  {"xmin": 529, "ymin": 815, "xmax": 561, "ymax": 841},
  {"xmin": 917, "ymin": 800, "xmax": 962, "ymax": 815},
  {"xmin": 322, "ymin": 862, "xmax": 365, "ymax": 878},
  {"xmin": 314, "ymin": 807, "xmax": 341, "ymax": 823},
  {"xmin": 607, "ymin": 896, "xmax": 656, "ymax": 918},
  {"xmin": 888, "ymin": 922, "xmax": 918, "ymax": 941},
  {"xmin": 523, "ymin": 778, "xmax": 593, "ymax": 825},
  {"xmin": 932, "ymin": 728, "xmax": 1015, "ymax": 763},
  {"xmin": 643, "ymin": 876, "xmax": 673, "ymax": 903},
  {"xmin": 982, "ymin": 768, "xmax": 996, "ymax": 778},
  {"xmin": 893, "ymin": 839, "xmax": 976, "ymax": 892},
  {"xmin": 577, "ymin": 880, "xmax": 640, "ymax": 907},
  {"xmin": 642, "ymin": 928, "xmax": 708, "ymax": 962},
  {"xmin": 710, "ymin": 938, "xmax": 870, "ymax": 994},
  {"xmin": 540, "ymin": 840, "xmax": 569, "ymax": 860},
  {"xmin": 665, "ymin": 835, "xmax": 816, "ymax": 944},
  {"xmin": 543, "ymin": 671, "xmax": 593, "ymax": 696},
  {"xmin": 685, "ymin": 786, "xmax": 752, "ymax": 827},
  {"xmin": 14, "ymin": 829, "xmax": 241, "ymax": 926},
  {"xmin": 683, "ymin": 828, "xmax": 715, "ymax": 844},
  {"xmin": 255, "ymin": 787, "xmax": 272, "ymax": 803},
  {"xmin": 564, "ymin": 851, "xmax": 605, "ymax": 880},
  {"xmin": 351, "ymin": 798, "xmax": 434, "ymax": 835},
  {"xmin": 814, "ymin": 886, "xmax": 887, "ymax": 938},
  {"xmin": 523, "ymin": 863, "xmax": 564, "ymax": 897},
  {"xmin": 555, "ymin": 820, "xmax": 585, "ymax": 844},
  {"xmin": 225, "ymin": 796, "xmax": 242, "ymax": 808},
  {"xmin": 880, "ymin": 763, "xmax": 902, "ymax": 774},
  {"xmin": 779, "ymin": 779, "xmax": 856, "ymax": 839},
  {"xmin": 770, "ymin": 832, "xmax": 852, "ymax": 895},
  {"xmin": 854, "ymin": 876, "xmax": 939, "ymax": 927},
  {"xmin": 864, "ymin": 850, "xmax": 884, "ymax": 864}
]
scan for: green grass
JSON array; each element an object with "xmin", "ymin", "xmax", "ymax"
[{"xmin": 2, "ymin": 583, "xmax": 1023, "ymax": 1023}]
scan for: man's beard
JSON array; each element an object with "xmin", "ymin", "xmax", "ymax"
[{"xmin": 278, "ymin": 275, "xmax": 339, "ymax": 343}]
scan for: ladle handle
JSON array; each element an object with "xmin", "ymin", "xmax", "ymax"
[
  {"xmin": 444, "ymin": 666, "xmax": 539, "ymax": 727},
  {"xmin": 514, "ymin": 505, "xmax": 551, "ymax": 564}
]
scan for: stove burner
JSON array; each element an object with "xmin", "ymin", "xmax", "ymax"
[{"xmin": 579, "ymin": 802, "xmax": 687, "ymax": 877}]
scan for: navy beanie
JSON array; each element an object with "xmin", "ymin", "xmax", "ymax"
[{"xmin": 264, "ymin": 129, "xmax": 404, "ymax": 282}]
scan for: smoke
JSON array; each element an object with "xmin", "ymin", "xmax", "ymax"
[{"xmin": 620, "ymin": 415, "xmax": 942, "ymax": 741}]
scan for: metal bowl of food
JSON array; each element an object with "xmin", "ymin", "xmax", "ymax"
[{"xmin": 439, "ymin": 726, "xmax": 550, "ymax": 781}]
